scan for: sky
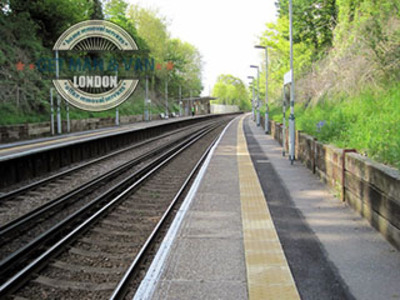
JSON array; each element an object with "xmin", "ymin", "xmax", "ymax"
[{"xmin": 130, "ymin": 0, "xmax": 277, "ymax": 96}]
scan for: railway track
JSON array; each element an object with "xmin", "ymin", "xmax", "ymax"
[
  {"xmin": 0, "ymin": 120, "xmax": 214, "ymax": 225},
  {"xmin": 0, "ymin": 121, "xmax": 218, "ymax": 275},
  {"xmin": 0, "ymin": 116, "xmax": 233, "ymax": 299}
]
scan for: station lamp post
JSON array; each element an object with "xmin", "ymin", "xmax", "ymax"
[
  {"xmin": 255, "ymin": 45, "xmax": 269, "ymax": 134},
  {"xmin": 250, "ymin": 65, "xmax": 260, "ymax": 126},
  {"xmin": 189, "ymin": 90, "xmax": 193, "ymax": 116},
  {"xmin": 288, "ymin": 0, "xmax": 296, "ymax": 164},
  {"xmin": 165, "ymin": 79, "xmax": 169, "ymax": 118},
  {"xmin": 178, "ymin": 85, "xmax": 182, "ymax": 117},
  {"xmin": 247, "ymin": 76, "xmax": 255, "ymax": 121},
  {"xmin": 144, "ymin": 76, "xmax": 149, "ymax": 121},
  {"xmin": 55, "ymin": 51, "xmax": 62, "ymax": 134}
]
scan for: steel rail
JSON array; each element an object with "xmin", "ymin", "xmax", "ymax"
[
  {"xmin": 0, "ymin": 122, "xmax": 215, "ymax": 240},
  {"xmin": 110, "ymin": 126, "xmax": 222, "ymax": 299},
  {"xmin": 0, "ymin": 122, "xmax": 205, "ymax": 202},
  {"xmin": 0, "ymin": 122, "xmax": 219, "ymax": 278},
  {"xmin": 0, "ymin": 122, "xmax": 222, "ymax": 298}
]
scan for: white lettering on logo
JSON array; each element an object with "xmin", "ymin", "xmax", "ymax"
[{"xmin": 73, "ymin": 76, "xmax": 118, "ymax": 88}]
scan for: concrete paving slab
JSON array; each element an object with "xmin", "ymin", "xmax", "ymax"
[
  {"xmin": 152, "ymin": 280, "xmax": 247, "ymax": 300},
  {"xmin": 161, "ymin": 237, "xmax": 246, "ymax": 281},
  {"xmin": 190, "ymin": 193, "xmax": 241, "ymax": 212},
  {"xmin": 179, "ymin": 211, "xmax": 243, "ymax": 239}
]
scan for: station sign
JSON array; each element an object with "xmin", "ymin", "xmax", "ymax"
[{"xmin": 284, "ymin": 71, "xmax": 292, "ymax": 85}]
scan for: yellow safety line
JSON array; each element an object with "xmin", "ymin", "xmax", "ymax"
[
  {"xmin": 237, "ymin": 116, "xmax": 300, "ymax": 300},
  {"xmin": 0, "ymin": 127, "xmax": 128, "ymax": 155}
]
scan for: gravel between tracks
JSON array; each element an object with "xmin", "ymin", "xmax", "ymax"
[
  {"xmin": 0, "ymin": 122, "xmax": 218, "ymax": 265},
  {"xmin": 0, "ymin": 123, "xmax": 209, "ymax": 227}
]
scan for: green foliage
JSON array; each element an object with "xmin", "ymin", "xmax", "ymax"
[
  {"xmin": 212, "ymin": 74, "xmax": 251, "ymax": 111},
  {"xmin": 127, "ymin": 5, "xmax": 169, "ymax": 62},
  {"xmin": 276, "ymin": 0, "xmax": 337, "ymax": 56},
  {"xmin": 0, "ymin": 0, "xmax": 203, "ymax": 125},
  {"xmin": 258, "ymin": 15, "xmax": 313, "ymax": 101},
  {"xmin": 8, "ymin": 0, "xmax": 92, "ymax": 47},
  {"xmin": 126, "ymin": 4, "xmax": 203, "ymax": 100},
  {"xmin": 335, "ymin": 0, "xmax": 399, "ymax": 42},
  {"xmin": 258, "ymin": 0, "xmax": 400, "ymax": 171},
  {"xmin": 165, "ymin": 38, "xmax": 203, "ymax": 98},
  {"xmin": 260, "ymin": 0, "xmax": 400, "ymax": 106},
  {"xmin": 270, "ymin": 84, "xmax": 400, "ymax": 169},
  {"xmin": 0, "ymin": 102, "xmax": 49, "ymax": 124},
  {"xmin": 89, "ymin": 0, "xmax": 104, "ymax": 20},
  {"xmin": 104, "ymin": 0, "xmax": 147, "ymax": 50},
  {"xmin": 0, "ymin": 0, "xmax": 99, "ymax": 125}
]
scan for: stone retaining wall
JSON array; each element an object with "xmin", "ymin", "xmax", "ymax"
[
  {"xmin": 0, "ymin": 114, "xmax": 161, "ymax": 143},
  {"xmin": 260, "ymin": 116, "xmax": 400, "ymax": 249}
]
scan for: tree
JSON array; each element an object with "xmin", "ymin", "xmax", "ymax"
[
  {"xmin": 104, "ymin": 0, "xmax": 147, "ymax": 50},
  {"xmin": 90, "ymin": 0, "xmax": 104, "ymax": 20},
  {"xmin": 127, "ymin": 5, "xmax": 169, "ymax": 61},
  {"xmin": 165, "ymin": 38, "xmax": 203, "ymax": 99},
  {"xmin": 212, "ymin": 74, "xmax": 250, "ymax": 111},
  {"xmin": 259, "ymin": 16, "xmax": 313, "ymax": 101},
  {"xmin": 126, "ymin": 5, "xmax": 203, "ymax": 101},
  {"xmin": 7, "ymin": 0, "xmax": 92, "ymax": 47},
  {"xmin": 275, "ymin": 0, "xmax": 337, "ymax": 58}
]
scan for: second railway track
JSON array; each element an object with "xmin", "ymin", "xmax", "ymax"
[{"xmin": 0, "ymin": 120, "xmax": 218, "ymax": 225}]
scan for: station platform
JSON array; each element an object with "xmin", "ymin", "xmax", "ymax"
[
  {"xmin": 134, "ymin": 114, "xmax": 400, "ymax": 300},
  {"xmin": 0, "ymin": 116, "xmax": 195, "ymax": 160}
]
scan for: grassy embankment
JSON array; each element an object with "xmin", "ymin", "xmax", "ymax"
[{"xmin": 267, "ymin": 83, "xmax": 400, "ymax": 169}]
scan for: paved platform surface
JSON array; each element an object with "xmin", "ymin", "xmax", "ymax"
[
  {"xmin": 134, "ymin": 114, "xmax": 400, "ymax": 300},
  {"xmin": 0, "ymin": 116, "xmax": 195, "ymax": 159}
]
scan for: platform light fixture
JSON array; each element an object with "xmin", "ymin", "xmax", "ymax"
[
  {"xmin": 254, "ymin": 45, "xmax": 269, "ymax": 134},
  {"xmin": 288, "ymin": 0, "xmax": 296, "ymax": 164},
  {"xmin": 250, "ymin": 65, "xmax": 260, "ymax": 126},
  {"xmin": 247, "ymin": 76, "xmax": 255, "ymax": 121},
  {"xmin": 144, "ymin": 76, "xmax": 149, "ymax": 121},
  {"xmin": 165, "ymin": 79, "xmax": 169, "ymax": 119}
]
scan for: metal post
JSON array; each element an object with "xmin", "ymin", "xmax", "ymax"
[
  {"xmin": 289, "ymin": 0, "xmax": 296, "ymax": 164},
  {"xmin": 282, "ymin": 86, "xmax": 286, "ymax": 156},
  {"xmin": 256, "ymin": 67, "xmax": 260, "ymax": 126},
  {"xmin": 247, "ymin": 75, "xmax": 255, "ymax": 121},
  {"xmin": 252, "ymin": 83, "xmax": 256, "ymax": 121},
  {"xmin": 56, "ymin": 94, "xmax": 61, "ymax": 134},
  {"xmin": 179, "ymin": 85, "xmax": 182, "ymax": 117},
  {"xmin": 55, "ymin": 50, "xmax": 62, "ymax": 135},
  {"xmin": 66, "ymin": 102, "xmax": 70, "ymax": 133},
  {"xmin": 189, "ymin": 90, "xmax": 192, "ymax": 116},
  {"xmin": 145, "ymin": 76, "xmax": 149, "ymax": 121},
  {"xmin": 50, "ymin": 88, "xmax": 55, "ymax": 135},
  {"xmin": 251, "ymin": 82, "xmax": 255, "ymax": 121},
  {"xmin": 16, "ymin": 86, "xmax": 20, "ymax": 107},
  {"xmin": 165, "ymin": 79, "xmax": 168, "ymax": 118},
  {"xmin": 250, "ymin": 65, "xmax": 260, "ymax": 126},
  {"xmin": 264, "ymin": 47, "xmax": 269, "ymax": 134},
  {"xmin": 115, "ymin": 107, "xmax": 119, "ymax": 126},
  {"xmin": 149, "ymin": 99, "xmax": 152, "ymax": 121}
]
